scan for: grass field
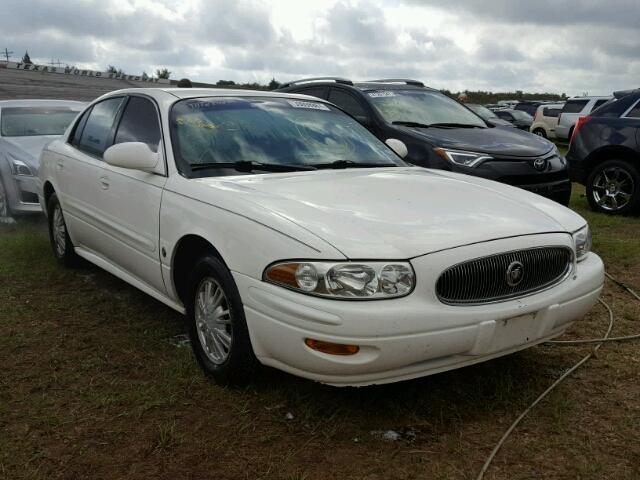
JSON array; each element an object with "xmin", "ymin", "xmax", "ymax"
[{"xmin": 1, "ymin": 186, "xmax": 639, "ymax": 480}]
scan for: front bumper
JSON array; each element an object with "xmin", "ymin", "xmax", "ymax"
[
  {"xmin": 0, "ymin": 172, "xmax": 42, "ymax": 214},
  {"xmin": 450, "ymin": 154, "xmax": 572, "ymax": 204},
  {"xmin": 236, "ymin": 233, "xmax": 604, "ymax": 386}
]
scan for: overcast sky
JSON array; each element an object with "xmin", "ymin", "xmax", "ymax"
[{"xmin": 2, "ymin": 0, "xmax": 638, "ymax": 95}]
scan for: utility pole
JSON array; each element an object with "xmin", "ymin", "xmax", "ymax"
[
  {"xmin": 48, "ymin": 58, "xmax": 62, "ymax": 67},
  {"xmin": 2, "ymin": 48, "xmax": 13, "ymax": 62}
]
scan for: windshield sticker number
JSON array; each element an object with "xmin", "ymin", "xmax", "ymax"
[
  {"xmin": 287, "ymin": 100, "xmax": 330, "ymax": 111},
  {"xmin": 368, "ymin": 91, "xmax": 396, "ymax": 98}
]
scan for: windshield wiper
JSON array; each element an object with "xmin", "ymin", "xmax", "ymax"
[
  {"xmin": 427, "ymin": 122, "xmax": 484, "ymax": 129},
  {"xmin": 392, "ymin": 121, "xmax": 432, "ymax": 128},
  {"xmin": 310, "ymin": 160, "xmax": 399, "ymax": 170},
  {"xmin": 190, "ymin": 161, "xmax": 317, "ymax": 172}
]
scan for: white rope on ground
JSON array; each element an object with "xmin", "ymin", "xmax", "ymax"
[{"xmin": 476, "ymin": 270, "xmax": 640, "ymax": 480}]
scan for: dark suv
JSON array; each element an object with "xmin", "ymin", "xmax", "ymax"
[
  {"xmin": 567, "ymin": 88, "xmax": 640, "ymax": 215},
  {"xmin": 278, "ymin": 78, "xmax": 571, "ymax": 205}
]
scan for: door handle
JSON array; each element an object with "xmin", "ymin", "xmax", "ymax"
[
  {"xmin": 99, "ymin": 177, "xmax": 110, "ymax": 190},
  {"xmin": 56, "ymin": 160, "xmax": 64, "ymax": 170}
]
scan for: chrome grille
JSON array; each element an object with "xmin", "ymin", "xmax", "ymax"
[{"xmin": 436, "ymin": 246, "xmax": 572, "ymax": 305}]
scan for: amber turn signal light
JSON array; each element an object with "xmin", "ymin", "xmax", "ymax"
[{"xmin": 304, "ymin": 338, "xmax": 360, "ymax": 356}]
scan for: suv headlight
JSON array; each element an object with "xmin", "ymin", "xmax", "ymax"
[
  {"xmin": 8, "ymin": 155, "xmax": 34, "ymax": 176},
  {"xmin": 573, "ymin": 225, "xmax": 592, "ymax": 261},
  {"xmin": 264, "ymin": 261, "xmax": 415, "ymax": 299},
  {"xmin": 434, "ymin": 148, "xmax": 493, "ymax": 168}
]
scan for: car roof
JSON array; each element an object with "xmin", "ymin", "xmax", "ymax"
[
  {"xmin": 93, "ymin": 87, "xmax": 336, "ymax": 104},
  {"xmin": 566, "ymin": 96, "xmax": 612, "ymax": 101},
  {"xmin": 0, "ymin": 99, "xmax": 86, "ymax": 108},
  {"xmin": 278, "ymin": 78, "xmax": 438, "ymax": 93}
]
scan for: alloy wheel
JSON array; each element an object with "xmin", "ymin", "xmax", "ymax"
[
  {"xmin": 194, "ymin": 277, "xmax": 233, "ymax": 364},
  {"xmin": 52, "ymin": 204, "xmax": 67, "ymax": 256},
  {"xmin": 591, "ymin": 166, "xmax": 635, "ymax": 211}
]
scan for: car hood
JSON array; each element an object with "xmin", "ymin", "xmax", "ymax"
[
  {"xmin": 0, "ymin": 135, "xmax": 58, "ymax": 168},
  {"xmin": 195, "ymin": 168, "xmax": 584, "ymax": 259},
  {"xmin": 397, "ymin": 125, "xmax": 552, "ymax": 157}
]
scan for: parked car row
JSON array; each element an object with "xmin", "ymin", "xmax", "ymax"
[{"xmin": 36, "ymin": 86, "xmax": 604, "ymax": 386}]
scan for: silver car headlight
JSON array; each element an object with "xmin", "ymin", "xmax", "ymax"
[
  {"xmin": 573, "ymin": 225, "xmax": 592, "ymax": 261},
  {"xmin": 8, "ymin": 155, "xmax": 34, "ymax": 176},
  {"xmin": 264, "ymin": 261, "xmax": 415, "ymax": 299},
  {"xmin": 434, "ymin": 148, "xmax": 493, "ymax": 168}
]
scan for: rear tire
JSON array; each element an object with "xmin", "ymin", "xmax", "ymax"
[
  {"xmin": 533, "ymin": 128, "xmax": 547, "ymax": 138},
  {"xmin": 47, "ymin": 192, "xmax": 80, "ymax": 266},
  {"xmin": 185, "ymin": 254, "xmax": 258, "ymax": 385},
  {"xmin": 586, "ymin": 159, "xmax": 639, "ymax": 215}
]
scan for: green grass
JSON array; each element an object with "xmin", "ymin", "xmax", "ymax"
[{"xmin": 1, "ymin": 198, "xmax": 639, "ymax": 479}]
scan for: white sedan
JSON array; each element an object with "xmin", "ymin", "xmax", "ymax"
[{"xmin": 39, "ymin": 88, "xmax": 604, "ymax": 386}]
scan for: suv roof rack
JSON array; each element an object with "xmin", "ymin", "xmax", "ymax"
[
  {"xmin": 279, "ymin": 77, "xmax": 354, "ymax": 88},
  {"xmin": 365, "ymin": 78, "xmax": 425, "ymax": 87}
]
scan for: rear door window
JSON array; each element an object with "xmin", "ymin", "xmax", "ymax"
[
  {"xmin": 77, "ymin": 97, "xmax": 125, "ymax": 157},
  {"xmin": 543, "ymin": 107, "xmax": 561, "ymax": 118},
  {"xmin": 114, "ymin": 96, "xmax": 162, "ymax": 152},
  {"xmin": 590, "ymin": 99, "xmax": 609, "ymax": 112},
  {"xmin": 328, "ymin": 89, "xmax": 367, "ymax": 119},
  {"xmin": 296, "ymin": 87, "xmax": 328, "ymax": 100},
  {"xmin": 562, "ymin": 100, "xmax": 588, "ymax": 114}
]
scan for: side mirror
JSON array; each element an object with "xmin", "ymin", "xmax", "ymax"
[
  {"xmin": 385, "ymin": 138, "xmax": 408, "ymax": 159},
  {"xmin": 104, "ymin": 142, "xmax": 159, "ymax": 172}
]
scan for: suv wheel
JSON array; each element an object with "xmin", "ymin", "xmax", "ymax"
[
  {"xmin": 186, "ymin": 254, "xmax": 257, "ymax": 384},
  {"xmin": 533, "ymin": 128, "xmax": 547, "ymax": 138},
  {"xmin": 586, "ymin": 160, "xmax": 639, "ymax": 214},
  {"xmin": 47, "ymin": 192, "xmax": 80, "ymax": 266}
]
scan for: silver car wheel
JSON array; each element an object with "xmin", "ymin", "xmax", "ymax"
[
  {"xmin": 52, "ymin": 204, "xmax": 67, "ymax": 256},
  {"xmin": 195, "ymin": 277, "xmax": 233, "ymax": 364},
  {"xmin": 592, "ymin": 166, "xmax": 635, "ymax": 211},
  {"xmin": 0, "ymin": 179, "xmax": 8, "ymax": 217}
]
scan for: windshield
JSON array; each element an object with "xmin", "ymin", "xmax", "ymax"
[
  {"xmin": 0, "ymin": 107, "xmax": 80, "ymax": 136},
  {"xmin": 467, "ymin": 104, "xmax": 498, "ymax": 119},
  {"xmin": 170, "ymin": 97, "xmax": 403, "ymax": 176},
  {"xmin": 366, "ymin": 89, "xmax": 486, "ymax": 128},
  {"xmin": 510, "ymin": 110, "xmax": 533, "ymax": 121}
]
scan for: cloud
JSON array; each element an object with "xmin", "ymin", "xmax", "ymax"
[{"xmin": 0, "ymin": 0, "xmax": 637, "ymax": 95}]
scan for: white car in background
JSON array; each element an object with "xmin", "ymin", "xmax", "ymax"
[
  {"xmin": 0, "ymin": 100, "xmax": 84, "ymax": 217},
  {"xmin": 556, "ymin": 96, "xmax": 611, "ymax": 141},
  {"xmin": 39, "ymin": 88, "xmax": 604, "ymax": 386},
  {"xmin": 530, "ymin": 103, "xmax": 564, "ymax": 139}
]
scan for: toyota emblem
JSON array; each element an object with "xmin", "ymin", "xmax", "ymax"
[
  {"xmin": 533, "ymin": 158, "xmax": 547, "ymax": 171},
  {"xmin": 506, "ymin": 261, "xmax": 524, "ymax": 287}
]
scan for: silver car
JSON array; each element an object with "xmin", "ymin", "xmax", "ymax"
[
  {"xmin": 555, "ymin": 96, "xmax": 611, "ymax": 141},
  {"xmin": 0, "ymin": 100, "xmax": 84, "ymax": 217}
]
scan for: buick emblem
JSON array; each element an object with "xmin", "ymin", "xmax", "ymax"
[
  {"xmin": 533, "ymin": 158, "xmax": 547, "ymax": 171},
  {"xmin": 506, "ymin": 261, "xmax": 524, "ymax": 287}
]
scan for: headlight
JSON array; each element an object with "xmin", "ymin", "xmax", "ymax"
[
  {"xmin": 434, "ymin": 148, "xmax": 493, "ymax": 168},
  {"xmin": 573, "ymin": 225, "xmax": 592, "ymax": 261},
  {"xmin": 264, "ymin": 261, "xmax": 415, "ymax": 299},
  {"xmin": 8, "ymin": 156, "xmax": 34, "ymax": 176}
]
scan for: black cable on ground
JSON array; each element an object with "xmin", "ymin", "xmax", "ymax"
[{"xmin": 476, "ymin": 272, "xmax": 640, "ymax": 480}]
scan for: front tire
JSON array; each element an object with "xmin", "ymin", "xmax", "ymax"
[
  {"xmin": 186, "ymin": 254, "xmax": 257, "ymax": 385},
  {"xmin": 533, "ymin": 128, "xmax": 547, "ymax": 138},
  {"xmin": 0, "ymin": 176, "xmax": 11, "ymax": 218},
  {"xmin": 47, "ymin": 192, "xmax": 80, "ymax": 266},
  {"xmin": 586, "ymin": 159, "xmax": 639, "ymax": 215}
]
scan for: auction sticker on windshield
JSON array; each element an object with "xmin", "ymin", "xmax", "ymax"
[
  {"xmin": 287, "ymin": 100, "xmax": 330, "ymax": 111},
  {"xmin": 368, "ymin": 91, "xmax": 396, "ymax": 98}
]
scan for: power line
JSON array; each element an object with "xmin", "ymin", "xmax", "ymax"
[{"xmin": 2, "ymin": 48, "xmax": 13, "ymax": 62}]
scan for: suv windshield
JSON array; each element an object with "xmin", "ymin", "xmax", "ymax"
[
  {"xmin": 365, "ymin": 89, "xmax": 486, "ymax": 128},
  {"xmin": 170, "ymin": 97, "xmax": 403, "ymax": 176},
  {"xmin": 1, "ymin": 107, "xmax": 80, "ymax": 137},
  {"xmin": 510, "ymin": 110, "xmax": 533, "ymax": 121},
  {"xmin": 467, "ymin": 104, "xmax": 498, "ymax": 120}
]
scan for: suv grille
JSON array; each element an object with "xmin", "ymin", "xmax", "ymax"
[{"xmin": 436, "ymin": 247, "xmax": 572, "ymax": 305}]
